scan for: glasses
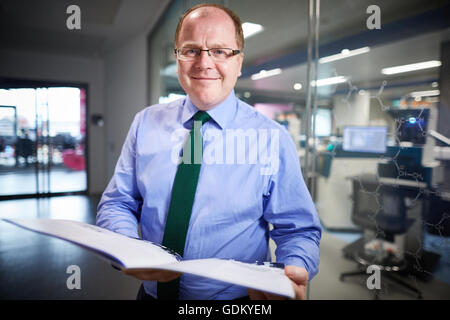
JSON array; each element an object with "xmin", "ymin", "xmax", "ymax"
[{"xmin": 174, "ymin": 47, "xmax": 241, "ymax": 61}]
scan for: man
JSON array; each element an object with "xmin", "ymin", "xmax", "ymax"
[{"xmin": 96, "ymin": 3, "xmax": 321, "ymax": 300}]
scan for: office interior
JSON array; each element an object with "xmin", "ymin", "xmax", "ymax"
[{"xmin": 0, "ymin": 0, "xmax": 450, "ymax": 300}]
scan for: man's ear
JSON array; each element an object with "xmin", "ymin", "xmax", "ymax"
[
  {"xmin": 238, "ymin": 53, "xmax": 244, "ymax": 77},
  {"xmin": 175, "ymin": 54, "xmax": 179, "ymax": 75}
]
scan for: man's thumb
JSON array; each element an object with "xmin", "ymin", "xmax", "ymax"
[{"xmin": 285, "ymin": 266, "xmax": 308, "ymax": 284}]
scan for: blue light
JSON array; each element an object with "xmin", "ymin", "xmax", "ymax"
[{"xmin": 408, "ymin": 117, "xmax": 417, "ymax": 124}]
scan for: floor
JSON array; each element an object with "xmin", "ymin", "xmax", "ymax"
[
  {"xmin": 0, "ymin": 195, "xmax": 449, "ymax": 300},
  {"xmin": 0, "ymin": 166, "xmax": 87, "ymax": 196},
  {"xmin": 310, "ymin": 231, "xmax": 450, "ymax": 300},
  {"xmin": 0, "ymin": 196, "xmax": 140, "ymax": 299}
]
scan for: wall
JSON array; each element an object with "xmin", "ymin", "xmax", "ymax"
[
  {"xmin": 104, "ymin": 33, "xmax": 149, "ymax": 179},
  {"xmin": 0, "ymin": 48, "xmax": 106, "ymax": 194}
]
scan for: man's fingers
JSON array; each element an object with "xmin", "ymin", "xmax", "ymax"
[
  {"xmin": 284, "ymin": 266, "xmax": 308, "ymax": 300},
  {"xmin": 248, "ymin": 289, "xmax": 287, "ymax": 300},
  {"xmin": 285, "ymin": 266, "xmax": 308, "ymax": 285},
  {"xmin": 263, "ymin": 292, "xmax": 286, "ymax": 300},
  {"xmin": 291, "ymin": 283, "xmax": 307, "ymax": 300},
  {"xmin": 248, "ymin": 288, "xmax": 268, "ymax": 300}
]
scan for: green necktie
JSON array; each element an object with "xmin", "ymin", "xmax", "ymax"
[{"xmin": 157, "ymin": 110, "xmax": 211, "ymax": 300}]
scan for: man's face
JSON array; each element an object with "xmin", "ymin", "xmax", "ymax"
[{"xmin": 176, "ymin": 9, "xmax": 244, "ymax": 110}]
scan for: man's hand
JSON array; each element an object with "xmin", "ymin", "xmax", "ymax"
[
  {"xmin": 248, "ymin": 265, "xmax": 309, "ymax": 300},
  {"xmin": 122, "ymin": 268, "xmax": 182, "ymax": 282}
]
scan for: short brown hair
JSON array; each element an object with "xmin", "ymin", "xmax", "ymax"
[{"xmin": 174, "ymin": 3, "xmax": 244, "ymax": 51}]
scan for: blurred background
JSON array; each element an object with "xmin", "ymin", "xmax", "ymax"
[{"xmin": 0, "ymin": 0, "xmax": 449, "ymax": 300}]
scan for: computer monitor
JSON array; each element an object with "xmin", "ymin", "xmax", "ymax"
[
  {"xmin": 392, "ymin": 109, "xmax": 429, "ymax": 145},
  {"xmin": 343, "ymin": 126, "xmax": 387, "ymax": 154}
]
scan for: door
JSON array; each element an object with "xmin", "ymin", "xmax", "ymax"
[{"xmin": 0, "ymin": 85, "xmax": 87, "ymax": 198}]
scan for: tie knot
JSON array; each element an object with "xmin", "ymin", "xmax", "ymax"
[{"xmin": 193, "ymin": 111, "xmax": 211, "ymax": 125}]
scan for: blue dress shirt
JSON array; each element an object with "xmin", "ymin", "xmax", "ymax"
[{"xmin": 96, "ymin": 91, "xmax": 322, "ymax": 299}]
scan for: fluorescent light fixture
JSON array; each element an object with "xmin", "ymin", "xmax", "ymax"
[
  {"xmin": 409, "ymin": 90, "xmax": 440, "ymax": 98},
  {"xmin": 293, "ymin": 83, "xmax": 302, "ymax": 90},
  {"xmin": 311, "ymin": 76, "xmax": 348, "ymax": 87},
  {"xmin": 319, "ymin": 47, "xmax": 370, "ymax": 64},
  {"xmin": 427, "ymin": 97, "xmax": 440, "ymax": 103},
  {"xmin": 242, "ymin": 22, "xmax": 264, "ymax": 38},
  {"xmin": 381, "ymin": 60, "xmax": 441, "ymax": 75},
  {"xmin": 251, "ymin": 68, "xmax": 282, "ymax": 80}
]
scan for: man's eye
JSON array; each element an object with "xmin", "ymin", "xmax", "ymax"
[
  {"xmin": 213, "ymin": 49, "xmax": 225, "ymax": 55},
  {"xmin": 183, "ymin": 49, "xmax": 197, "ymax": 55}
]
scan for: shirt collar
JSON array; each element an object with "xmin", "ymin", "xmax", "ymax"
[{"xmin": 181, "ymin": 90, "xmax": 237, "ymax": 130}]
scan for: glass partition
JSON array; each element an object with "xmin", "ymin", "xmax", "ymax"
[
  {"xmin": 148, "ymin": 0, "xmax": 450, "ymax": 299},
  {"xmin": 311, "ymin": 0, "xmax": 449, "ymax": 299}
]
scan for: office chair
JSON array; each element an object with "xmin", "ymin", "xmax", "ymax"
[{"xmin": 339, "ymin": 174, "xmax": 422, "ymax": 299}]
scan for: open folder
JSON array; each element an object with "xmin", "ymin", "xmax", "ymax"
[{"xmin": 3, "ymin": 218, "xmax": 295, "ymax": 298}]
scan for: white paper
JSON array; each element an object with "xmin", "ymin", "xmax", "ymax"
[
  {"xmin": 147, "ymin": 259, "xmax": 294, "ymax": 298},
  {"xmin": 3, "ymin": 218, "xmax": 178, "ymax": 267},
  {"xmin": 2, "ymin": 218, "xmax": 295, "ymax": 298}
]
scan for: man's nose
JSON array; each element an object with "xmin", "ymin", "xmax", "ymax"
[{"xmin": 196, "ymin": 50, "xmax": 214, "ymax": 68}]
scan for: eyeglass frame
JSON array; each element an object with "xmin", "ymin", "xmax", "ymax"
[{"xmin": 174, "ymin": 47, "xmax": 242, "ymax": 61}]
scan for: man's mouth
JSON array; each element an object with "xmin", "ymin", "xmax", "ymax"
[{"xmin": 191, "ymin": 76, "xmax": 220, "ymax": 80}]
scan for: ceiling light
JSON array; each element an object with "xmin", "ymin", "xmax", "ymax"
[
  {"xmin": 381, "ymin": 60, "xmax": 441, "ymax": 75},
  {"xmin": 251, "ymin": 68, "xmax": 282, "ymax": 80},
  {"xmin": 242, "ymin": 22, "xmax": 264, "ymax": 39},
  {"xmin": 311, "ymin": 76, "xmax": 348, "ymax": 87},
  {"xmin": 293, "ymin": 83, "xmax": 302, "ymax": 90},
  {"xmin": 319, "ymin": 47, "xmax": 370, "ymax": 64},
  {"xmin": 409, "ymin": 90, "xmax": 440, "ymax": 98}
]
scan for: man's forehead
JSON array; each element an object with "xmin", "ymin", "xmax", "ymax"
[
  {"xmin": 181, "ymin": 41, "xmax": 232, "ymax": 48},
  {"xmin": 187, "ymin": 7, "xmax": 228, "ymax": 20},
  {"xmin": 182, "ymin": 7, "xmax": 234, "ymax": 30}
]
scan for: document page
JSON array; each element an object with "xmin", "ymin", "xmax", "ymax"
[
  {"xmin": 3, "ymin": 218, "xmax": 179, "ymax": 267},
  {"xmin": 144, "ymin": 258, "xmax": 295, "ymax": 298},
  {"xmin": 3, "ymin": 218, "xmax": 295, "ymax": 298}
]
